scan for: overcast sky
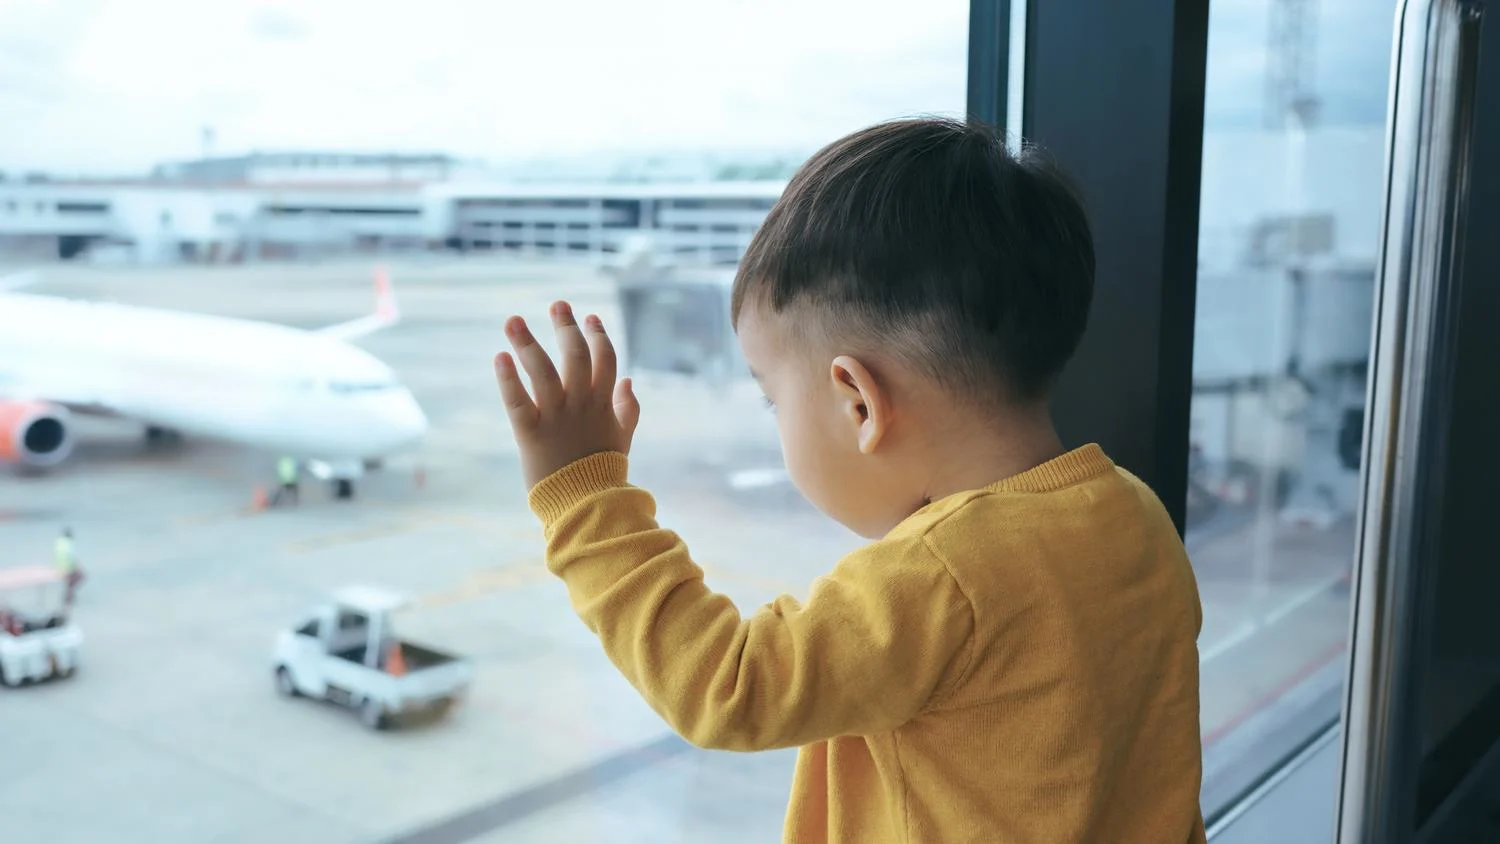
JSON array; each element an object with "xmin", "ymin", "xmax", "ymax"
[{"xmin": 0, "ymin": 0, "xmax": 1396, "ymax": 174}]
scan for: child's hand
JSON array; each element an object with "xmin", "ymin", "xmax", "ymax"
[{"xmin": 493, "ymin": 301, "xmax": 641, "ymax": 489}]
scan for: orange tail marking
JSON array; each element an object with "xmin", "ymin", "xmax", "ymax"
[{"xmin": 374, "ymin": 265, "xmax": 397, "ymax": 321}]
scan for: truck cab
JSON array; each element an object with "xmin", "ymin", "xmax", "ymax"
[
  {"xmin": 0, "ymin": 566, "xmax": 82, "ymax": 686},
  {"xmin": 273, "ymin": 586, "xmax": 473, "ymax": 729}
]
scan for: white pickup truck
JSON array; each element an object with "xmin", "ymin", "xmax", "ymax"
[
  {"xmin": 272, "ymin": 586, "xmax": 473, "ymax": 729},
  {"xmin": 0, "ymin": 566, "xmax": 82, "ymax": 686}
]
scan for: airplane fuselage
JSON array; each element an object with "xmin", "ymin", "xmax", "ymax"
[{"xmin": 0, "ymin": 292, "xmax": 427, "ymax": 462}]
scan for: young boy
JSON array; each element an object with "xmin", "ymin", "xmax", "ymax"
[{"xmin": 493, "ymin": 117, "xmax": 1205, "ymax": 843}]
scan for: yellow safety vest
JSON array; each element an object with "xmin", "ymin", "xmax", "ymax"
[{"xmin": 54, "ymin": 537, "xmax": 76, "ymax": 573}]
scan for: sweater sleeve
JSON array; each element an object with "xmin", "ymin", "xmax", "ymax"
[{"xmin": 528, "ymin": 452, "xmax": 975, "ymax": 751}]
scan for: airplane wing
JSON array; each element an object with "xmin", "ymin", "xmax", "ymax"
[{"xmin": 317, "ymin": 265, "xmax": 401, "ymax": 341}]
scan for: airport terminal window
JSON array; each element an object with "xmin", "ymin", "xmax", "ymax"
[
  {"xmin": 601, "ymin": 198, "xmax": 642, "ymax": 228},
  {"xmin": 0, "ymin": 1, "xmax": 972, "ymax": 842},
  {"xmin": 1190, "ymin": 0, "xmax": 1395, "ymax": 813},
  {"xmin": 55, "ymin": 201, "xmax": 108, "ymax": 214}
]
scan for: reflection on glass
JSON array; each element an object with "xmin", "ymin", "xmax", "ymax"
[
  {"xmin": 1191, "ymin": 0, "xmax": 1396, "ymax": 806},
  {"xmin": 0, "ymin": 1, "xmax": 968, "ymax": 842}
]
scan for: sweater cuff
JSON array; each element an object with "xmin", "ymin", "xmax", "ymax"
[{"xmin": 527, "ymin": 451, "xmax": 631, "ymax": 526}]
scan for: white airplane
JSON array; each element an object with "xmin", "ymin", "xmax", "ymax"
[{"xmin": 0, "ymin": 266, "xmax": 427, "ymax": 499}]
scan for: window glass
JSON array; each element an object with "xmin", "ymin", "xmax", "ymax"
[
  {"xmin": 0, "ymin": 1, "xmax": 966, "ymax": 841},
  {"xmin": 1192, "ymin": 0, "xmax": 1397, "ymax": 812}
]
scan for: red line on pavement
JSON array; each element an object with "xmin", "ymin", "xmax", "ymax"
[{"xmin": 1203, "ymin": 639, "xmax": 1349, "ymax": 747}]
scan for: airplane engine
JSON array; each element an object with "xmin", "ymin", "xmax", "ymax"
[{"xmin": 0, "ymin": 400, "xmax": 74, "ymax": 468}]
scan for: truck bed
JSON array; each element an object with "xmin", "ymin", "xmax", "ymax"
[{"xmin": 333, "ymin": 640, "xmax": 457, "ymax": 672}]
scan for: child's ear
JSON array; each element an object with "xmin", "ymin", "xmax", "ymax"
[{"xmin": 830, "ymin": 355, "xmax": 888, "ymax": 454}]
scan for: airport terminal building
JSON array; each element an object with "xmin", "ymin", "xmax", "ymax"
[
  {"xmin": 0, "ymin": 151, "xmax": 784, "ymax": 267},
  {"xmin": 0, "ymin": 128, "xmax": 1383, "ymax": 272}
]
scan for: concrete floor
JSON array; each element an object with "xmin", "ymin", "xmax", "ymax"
[{"xmin": 0, "ymin": 256, "xmax": 1355, "ymax": 842}]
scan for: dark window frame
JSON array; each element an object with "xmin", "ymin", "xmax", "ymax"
[
  {"xmin": 970, "ymin": 0, "xmax": 1347, "ymax": 827},
  {"xmin": 1015, "ymin": 0, "xmax": 1206, "ymax": 537}
]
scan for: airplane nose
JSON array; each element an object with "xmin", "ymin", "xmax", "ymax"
[{"xmin": 393, "ymin": 389, "xmax": 429, "ymax": 445}]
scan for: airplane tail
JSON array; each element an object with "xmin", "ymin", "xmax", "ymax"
[
  {"xmin": 374, "ymin": 264, "xmax": 399, "ymax": 323},
  {"xmin": 317, "ymin": 265, "xmax": 402, "ymax": 341}
]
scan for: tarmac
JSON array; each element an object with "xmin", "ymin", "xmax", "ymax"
[{"xmin": 0, "ymin": 256, "xmax": 1355, "ymax": 842}]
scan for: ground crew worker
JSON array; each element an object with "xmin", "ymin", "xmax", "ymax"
[
  {"xmin": 55, "ymin": 527, "xmax": 82, "ymax": 606},
  {"xmin": 272, "ymin": 457, "xmax": 300, "ymax": 507}
]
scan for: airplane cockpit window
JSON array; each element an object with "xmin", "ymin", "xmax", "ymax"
[{"xmin": 327, "ymin": 379, "xmax": 398, "ymax": 394}]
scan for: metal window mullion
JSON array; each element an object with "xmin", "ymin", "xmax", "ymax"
[{"xmin": 1337, "ymin": 2, "xmax": 1484, "ymax": 841}]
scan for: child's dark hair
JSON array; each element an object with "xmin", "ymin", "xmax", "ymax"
[{"xmin": 731, "ymin": 117, "xmax": 1095, "ymax": 405}]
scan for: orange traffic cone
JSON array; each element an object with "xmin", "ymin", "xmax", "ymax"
[
  {"xmin": 386, "ymin": 642, "xmax": 407, "ymax": 677},
  {"xmin": 251, "ymin": 484, "xmax": 269, "ymax": 512}
]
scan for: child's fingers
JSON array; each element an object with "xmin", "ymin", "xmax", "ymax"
[
  {"xmin": 550, "ymin": 301, "xmax": 593, "ymax": 398},
  {"xmin": 613, "ymin": 377, "xmax": 640, "ymax": 444},
  {"xmin": 493, "ymin": 352, "xmax": 538, "ymax": 428},
  {"xmin": 583, "ymin": 314, "xmax": 617, "ymax": 393},
  {"xmin": 506, "ymin": 316, "xmax": 563, "ymax": 408}
]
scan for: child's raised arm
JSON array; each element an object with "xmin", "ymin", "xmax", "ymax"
[
  {"xmin": 532, "ymin": 452, "xmax": 973, "ymax": 750},
  {"xmin": 494, "ymin": 302, "xmax": 975, "ymax": 751}
]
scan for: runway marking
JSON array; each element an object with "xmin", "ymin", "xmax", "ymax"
[
  {"xmin": 1199, "ymin": 620, "xmax": 1259, "ymax": 666},
  {"xmin": 283, "ymin": 518, "xmax": 440, "ymax": 554},
  {"xmin": 417, "ymin": 563, "xmax": 552, "ymax": 608},
  {"xmin": 369, "ymin": 502, "xmax": 543, "ymax": 542},
  {"xmin": 1203, "ymin": 640, "xmax": 1348, "ymax": 747},
  {"xmin": 1200, "ymin": 570, "xmax": 1350, "ymax": 665},
  {"xmin": 173, "ymin": 508, "xmax": 258, "ymax": 528},
  {"xmin": 728, "ymin": 467, "xmax": 790, "ymax": 490}
]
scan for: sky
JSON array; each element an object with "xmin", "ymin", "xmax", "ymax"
[{"xmin": 0, "ymin": 0, "xmax": 1397, "ymax": 174}]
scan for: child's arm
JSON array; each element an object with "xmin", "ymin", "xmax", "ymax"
[
  {"xmin": 531, "ymin": 451, "xmax": 974, "ymax": 751},
  {"xmin": 492, "ymin": 303, "xmax": 973, "ymax": 750}
]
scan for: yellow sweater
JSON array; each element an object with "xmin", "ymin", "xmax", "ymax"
[{"xmin": 529, "ymin": 444, "xmax": 1206, "ymax": 843}]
